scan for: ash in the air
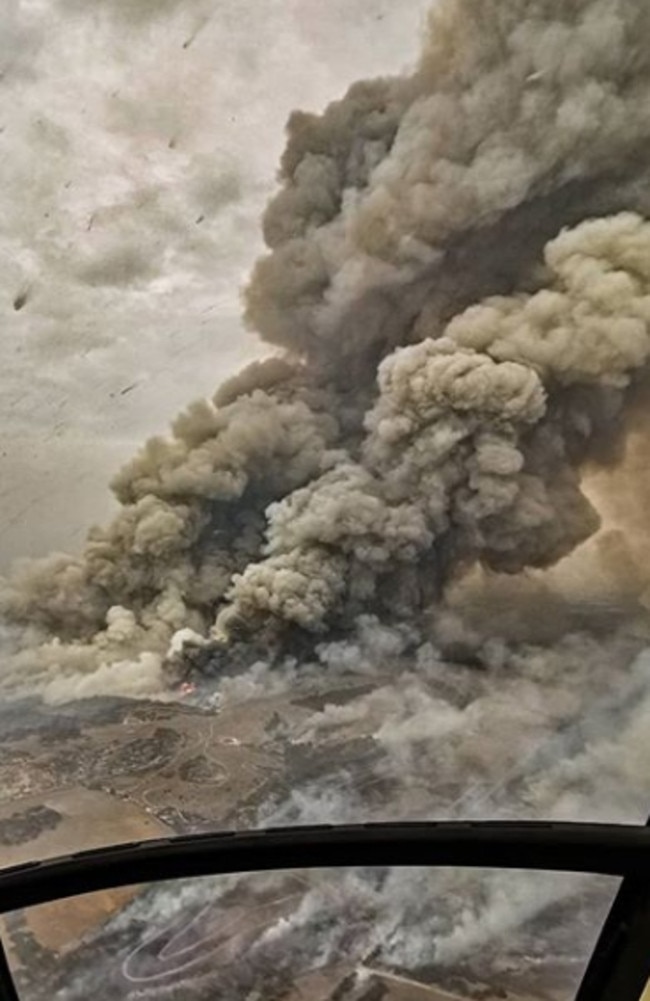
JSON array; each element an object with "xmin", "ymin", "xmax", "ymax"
[
  {"xmin": 5, "ymin": 0, "xmax": 650, "ymax": 701},
  {"xmin": 3, "ymin": 4, "xmax": 650, "ymax": 995}
]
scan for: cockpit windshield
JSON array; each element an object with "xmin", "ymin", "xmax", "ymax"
[{"xmin": 2, "ymin": 1, "xmax": 650, "ymax": 999}]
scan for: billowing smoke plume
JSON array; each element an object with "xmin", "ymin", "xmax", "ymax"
[
  {"xmin": 4, "ymin": 0, "xmax": 650, "ymax": 697},
  {"xmin": 6, "ymin": 7, "xmax": 650, "ymax": 995}
]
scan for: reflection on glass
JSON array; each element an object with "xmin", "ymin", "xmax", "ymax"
[{"xmin": 3, "ymin": 867, "xmax": 619, "ymax": 1000}]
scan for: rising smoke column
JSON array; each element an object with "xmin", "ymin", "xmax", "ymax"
[{"xmin": 4, "ymin": 0, "xmax": 650, "ymax": 693}]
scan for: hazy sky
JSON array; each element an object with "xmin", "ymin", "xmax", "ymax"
[{"xmin": 0, "ymin": 0, "xmax": 429, "ymax": 567}]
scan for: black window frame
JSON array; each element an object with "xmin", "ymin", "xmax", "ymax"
[{"xmin": 0, "ymin": 821, "xmax": 649, "ymax": 1001}]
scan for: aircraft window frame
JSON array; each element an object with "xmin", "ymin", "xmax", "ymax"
[{"xmin": 0, "ymin": 821, "xmax": 649, "ymax": 1001}]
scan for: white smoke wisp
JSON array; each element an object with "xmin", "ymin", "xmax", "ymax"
[
  {"xmin": 54, "ymin": 861, "xmax": 618, "ymax": 999},
  {"xmin": 233, "ymin": 627, "xmax": 647, "ymax": 992},
  {"xmin": 252, "ymin": 614, "xmax": 650, "ymax": 831}
]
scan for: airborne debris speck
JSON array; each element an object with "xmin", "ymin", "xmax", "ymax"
[{"xmin": 13, "ymin": 288, "xmax": 29, "ymax": 311}]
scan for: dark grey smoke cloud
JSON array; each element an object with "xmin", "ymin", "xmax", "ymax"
[{"xmin": 4, "ymin": 0, "xmax": 650, "ymax": 700}]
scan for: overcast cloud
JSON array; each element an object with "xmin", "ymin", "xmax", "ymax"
[{"xmin": 0, "ymin": 0, "xmax": 428, "ymax": 566}]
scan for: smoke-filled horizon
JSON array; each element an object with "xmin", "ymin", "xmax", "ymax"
[
  {"xmin": 4, "ymin": 0, "xmax": 650, "ymax": 703},
  {"xmin": 5, "ymin": 4, "xmax": 650, "ymax": 992}
]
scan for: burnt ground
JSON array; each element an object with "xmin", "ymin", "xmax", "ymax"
[{"xmin": 0, "ymin": 691, "xmax": 617, "ymax": 1001}]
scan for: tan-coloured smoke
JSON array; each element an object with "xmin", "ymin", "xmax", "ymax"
[{"xmin": 4, "ymin": 0, "xmax": 650, "ymax": 696}]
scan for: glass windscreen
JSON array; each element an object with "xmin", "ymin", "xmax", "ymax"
[
  {"xmin": 2, "ymin": 0, "xmax": 650, "ymax": 898},
  {"xmin": 1, "ymin": 866, "xmax": 620, "ymax": 1001}
]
